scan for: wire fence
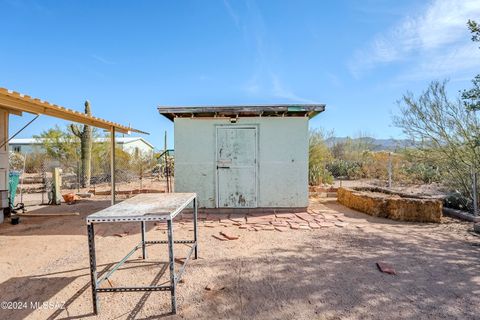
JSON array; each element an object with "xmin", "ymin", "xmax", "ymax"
[
  {"xmin": 8, "ymin": 139, "xmax": 174, "ymax": 206},
  {"xmin": 319, "ymin": 151, "xmax": 480, "ymax": 215}
]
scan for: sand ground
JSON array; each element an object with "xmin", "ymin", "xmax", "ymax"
[{"xmin": 0, "ymin": 196, "xmax": 479, "ymax": 320}]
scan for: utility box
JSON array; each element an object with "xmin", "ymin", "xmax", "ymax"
[{"xmin": 158, "ymin": 105, "xmax": 325, "ymax": 209}]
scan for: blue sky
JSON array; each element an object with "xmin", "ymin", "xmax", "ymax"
[{"xmin": 1, "ymin": 0, "xmax": 480, "ymax": 149}]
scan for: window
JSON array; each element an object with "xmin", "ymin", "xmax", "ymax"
[{"xmin": 13, "ymin": 146, "xmax": 21, "ymax": 153}]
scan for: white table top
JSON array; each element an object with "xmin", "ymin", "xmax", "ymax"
[{"xmin": 86, "ymin": 193, "xmax": 196, "ymax": 224}]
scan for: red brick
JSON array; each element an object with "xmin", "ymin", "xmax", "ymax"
[
  {"xmin": 309, "ymin": 222, "xmax": 321, "ymax": 229},
  {"xmin": 319, "ymin": 222, "xmax": 335, "ymax": 228},
  {"xmin": 220, "ymin": 231, "xmax": 240, "ymax": 240},
  {"xmin": 275, "ymin": 213, "xmax": 297, "ymax": 219},
  {"xmin": 289, "ymin": 223, "xmax": 300, "ymax": 230},
  {"xmin": 298, "ymin": 225, "xmax": 311, "ymax": 230},
  {"xmin": 376, "ymin": 262, "xmax": 396, "ymax": 275},
  {"xmin": 212, "ymin": 234, "xmax": 227, "ymax": 241},
  {"xmin": 295, "ymin": 212, "xmax": 315, "ymax": 222}
]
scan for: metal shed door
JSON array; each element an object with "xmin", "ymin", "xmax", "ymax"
[{"xmin": 216, "ymin": 127, "xmax": 257, "ymax": 208}]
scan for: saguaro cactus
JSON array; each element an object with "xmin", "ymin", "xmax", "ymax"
[{"xmin": 70, "ymin": 101, "xmax": 93, "ymax": 188}]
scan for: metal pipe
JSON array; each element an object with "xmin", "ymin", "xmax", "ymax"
[
  {"xmin": 194, "ymin": 197, "xmax": 198, "ymax": 259},
  {"xmin": 167, "ymin": 219, "xmax": 177, "ymax": 314},
  {"xmin": 145, "ymin": 240, "xmax": 195, "ymax": 244},
  {"xmin": 110, "ymin": 127, "xmax": 116, "ymax": 205},
  {"xmin": 176, "ymin": 243, "xmax": 197, "ymax": 282},
  {"xmin": 87, "ymin": 224, "xmax": 99, "ymax": 314},
  {"xmin": 141, "ymin": 221, "xmax": 147, "ymax": 259},
  {"xmin": 97, "ymin": 286, "xmax": 172, "ymax": 292},
  {"xmin": 96, "ymin": 242, "xmax": 142, "ymax": 286}
]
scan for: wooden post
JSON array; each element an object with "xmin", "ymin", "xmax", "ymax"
[
  {"xmin": 473, "ymin": 167, "xmax": 478, "ymax": 216},
  {"xmin": 110, "ymin": 127, "xmax": 116, "ymax": 206},
  {"xmin": 164, "ymin": 131, "xmax": 169, "ymax": 193},
  {"xmin": 388, "ymin": 152, "xmax": 392, "ymax": 188}
]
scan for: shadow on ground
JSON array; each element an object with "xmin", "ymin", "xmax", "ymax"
[{"xmin": 183, "ymin": 229, "xmax": 480, "ymax": 319}]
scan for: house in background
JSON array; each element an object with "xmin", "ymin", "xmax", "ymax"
[
  {"xmin": 158, "ymin": 104, "xmax": 325, "ymax": 210},
  {"xmin": 9, "ymin": 137, "xmax": 155, "ymax": 155}
]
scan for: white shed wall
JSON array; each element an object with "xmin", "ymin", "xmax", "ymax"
[{"xmin": 174, "ymin": 117, "xmax": 309, "ymax": 208}]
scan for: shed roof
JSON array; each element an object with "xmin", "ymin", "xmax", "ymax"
[
  {"xmin": 157, "ymin": 104, "xmax": 325, "ymax": 121},
  {"xmin": 0, "ymin": 88, "xmax": 146, "ymax": 134}
]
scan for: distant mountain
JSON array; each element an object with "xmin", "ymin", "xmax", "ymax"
[{"xmin": 324, "ymin": 137, "xmax": 415, "ymax": 151}]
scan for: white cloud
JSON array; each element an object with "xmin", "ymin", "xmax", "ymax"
[
  {"xmin": 349, "ymin": 0, "xmax": 480, "ymax": 79},
  {"xmin": 223, "ymin": 0, "xmax": 241, "ymax": 30},
  {"xmin": 233, "ymin": 0, "xmax": 315, "ymax": 103},
  {"xmin": 271, "ymin": 74, "xmax": 316, "ymax": 103},
  {"xmin": 90, "ymin": 54, "xmax": 115, "ymax": 65}
]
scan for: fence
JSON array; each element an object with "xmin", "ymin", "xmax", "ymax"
[
  {"xmin": 318, "ymin": 150, "xmax": 480, "ymax": 216},
  {"xmin": 8, "ymin": 139, "xmax": 175, "ymax": 206}
]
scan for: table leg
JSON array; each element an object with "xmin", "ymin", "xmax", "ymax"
[
  {"xmin": 87, "ymin": 223, "xmax": 99, "ymax": 314},
  {"xmin": 141, "ymin": 221, "xmax": 147, "ymax": 259},
  {"xmin": 193, "ymin": 197, "xmax": 198, "ymax": 259},
  {"xmin": 167, "ymin": 219, "xmax": 177, "ymax": 314}
]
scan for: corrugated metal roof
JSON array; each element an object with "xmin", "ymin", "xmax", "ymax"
[
  {"xmin": 157, "ymin": 104, "xmax": 326, "ymax": 121},
  {"xmin": 0, "ymin": 88, "xmax": 147, "ymax": 134}
]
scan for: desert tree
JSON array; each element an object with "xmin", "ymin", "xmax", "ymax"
[
  {"xmin": 309, "ymin": 129, "xmax": 334, "ymax": 185},
  {"xmin": 393, "ymin": 80, "xmax": 480, "ymax": 201},
  {"xmin": 462, "ymin": 20, "xmax": 480, "ymax": 111},
  {"xmin": 35, "ymin": 125, "xmax": 79, "ymax": 171}
]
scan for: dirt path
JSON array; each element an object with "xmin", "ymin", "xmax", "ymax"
[{"xmin": 0, "ymin": 197, "xmax": 479, "ymax": 319}]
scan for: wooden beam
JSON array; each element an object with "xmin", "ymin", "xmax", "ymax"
[
  {"xmin": 0, "ymin": 106, "xmax": 22, "ymax": 116},
  {"xmin": 0, "ymin": 89, "xmax": 146, "ymax": 134}
]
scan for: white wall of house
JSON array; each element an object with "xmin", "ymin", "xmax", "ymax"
[
  {"xmin": 8, "ymin": 137, "xmax": 154, "ymax": 155},
  {"xmin": 121, "ymin": 139, "xmax": 154, "ymax": 155},
  {"xmin": 174, "ymin": 117, "xmax": 309, "ymax": 208},
  {"xmin": 0, "ymin": 110, "xmax": 8, "ymax": 191}
]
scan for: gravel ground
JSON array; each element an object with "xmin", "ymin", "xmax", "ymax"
[{"xmin": 0, "ymin": 196, "xmax": 479, "ymax": 320}]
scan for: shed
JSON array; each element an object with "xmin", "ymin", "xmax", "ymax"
[{"xmin": 158, "ymin": 104, "xmax": 325, "ymax": 210}]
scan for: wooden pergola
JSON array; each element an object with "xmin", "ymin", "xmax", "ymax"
[{"xmin": 0, "ymin": 87, "xmax": 146, "ymax": 205}]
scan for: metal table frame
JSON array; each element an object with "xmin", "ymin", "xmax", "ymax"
[{"xmin": 86, "ymin": 193, "xmax": 198, "ymax": 315}]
